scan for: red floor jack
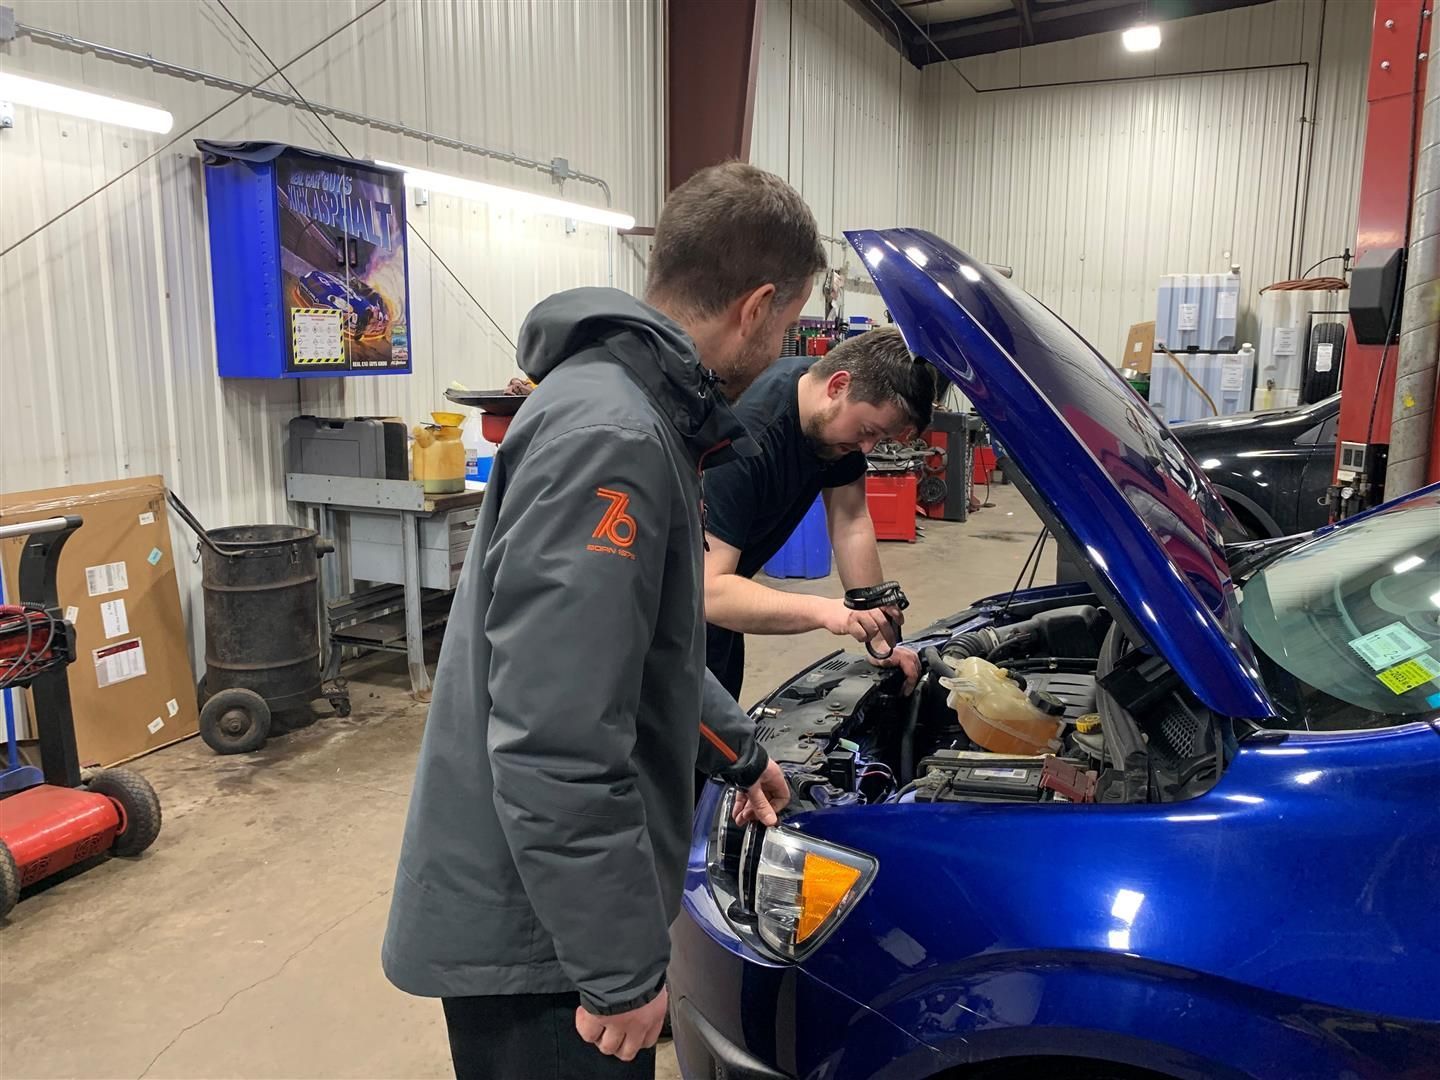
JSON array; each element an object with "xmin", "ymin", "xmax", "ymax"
[{"xmin": 0, "ymin": 515, "xmax": 161, "ymax": 920}]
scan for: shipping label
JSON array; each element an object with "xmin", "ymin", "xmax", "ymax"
[
  {"xmin": 93, "ymin": 638, "xmax": 146, "ymax": 688},
  {"xmin": 85, "ymin": 561, "xmax": 128, "ymax": 597},
  {"xmin": 100, "ymin": 598, "xmax": 130, "ymax": 639}
]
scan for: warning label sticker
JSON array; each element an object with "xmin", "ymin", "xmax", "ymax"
[
  {"xmin": 94, "ymin": 638, "xmax": 146, "ymax": 689},
  {"xmin": 1376, "ymin": 654, "xmax": 1440, "ymax": 695},
  {"xmin": 85, "ymin": 561, "xmax": 128, "ymax": 597},
  {"xmin": 1349, "ymin": 622, "xmax": 1428, "ymax": 671}
]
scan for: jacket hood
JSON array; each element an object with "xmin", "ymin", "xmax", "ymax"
[
  {"xmin": 517, "ymin": 287, "xmax": 758, "ymax": 461},
  {"xmin": 848, "ymin": 228, "xmax": 1274, "ymax": 720}
]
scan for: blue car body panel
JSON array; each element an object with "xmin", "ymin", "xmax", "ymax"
[
  {"xmin": 676, "ymin": 715, "xmax": 1440, "ymax": 1078},
  {"xmin": 845, "ymin": 228, "xmax": 1273, "ymax": 719},
  {"xmin": 671, "ymin": 227, "xmax": 1440, "ymax": 1078}
]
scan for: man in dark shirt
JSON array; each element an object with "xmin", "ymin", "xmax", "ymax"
[{"xmin": 702, "ymin": 327, "xmax": 935, "ymax": 701}]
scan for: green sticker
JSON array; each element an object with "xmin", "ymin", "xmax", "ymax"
[
  {"xmin": 1349, "ymin": 622, "xmax": 1427, "ymax": 671},
  {"xmin": 1376, "ymin": 654, "xmax": 1440, "ymax": 695}
]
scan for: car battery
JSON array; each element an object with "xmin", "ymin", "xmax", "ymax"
[
  {"xmin": 916, "ymin": 750, "xmax": 1046, "ymax": 802},
  {"xmin": 286, "ymin": 416, "xmax": 407, "ymax": 479}
]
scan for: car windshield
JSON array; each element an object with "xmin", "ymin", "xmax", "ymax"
[{"xmin": 1239, "ymin": 490, "xmax": 1440, "ymax": 730}]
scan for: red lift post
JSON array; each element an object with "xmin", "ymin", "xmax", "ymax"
[{"xmin": 1333, "ymin": 0, "xmax": 1433, "ymax": 512}]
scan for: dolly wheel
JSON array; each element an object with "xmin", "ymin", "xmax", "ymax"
[
  {"xmin": 200, "ymin": 688, "xmax": 272, "ymax": 755},
  {"xmin": 88, "ymin": 768, "xmax": 163, "ymax": 857},
  {"xmin": 0, "ymin": 839, "xmax": 19, "ymax": 920}
]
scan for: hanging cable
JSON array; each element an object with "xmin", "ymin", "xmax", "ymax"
[
  {"xmin": 0, "ymin": 0, "xmax": 389, "ymax": 261},
  {"xmin": 213, "ymin": 0, "xmax": 517, "ymax": 353},
  {"xmin": 1299, "ymin": 253, "xmax": 1348, "ymax": 279},
  {"xmin": 1159, "ymin": 347, "xmax": 1220, "ymax": 417}
]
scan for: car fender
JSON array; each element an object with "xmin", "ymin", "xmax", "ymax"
[
  {"xmin": 1208, "ymin": 483, "xmax": 1283, "ymax": 538},
  {"xmin": 861, "ymin": 953, "xmax": 1440, "ymax": 1079}
]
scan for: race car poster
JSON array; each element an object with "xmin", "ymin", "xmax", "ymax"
[{"xmin": 276, "ymin": 155, "xmax": 411, "ymax": 373}]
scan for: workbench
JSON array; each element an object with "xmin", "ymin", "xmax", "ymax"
[{"xmin": 286, "ymin": 474, "xmax": 484, "ymax": 700}]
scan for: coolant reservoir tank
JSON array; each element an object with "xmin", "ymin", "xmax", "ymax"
[{"xmin": 940, "ymin": 655, "xmax": 1065, "ymax": 756}]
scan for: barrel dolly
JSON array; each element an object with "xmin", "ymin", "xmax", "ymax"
[{"xmin": 0, "ymin": 515, "xmax": 162, "ymax": 920}]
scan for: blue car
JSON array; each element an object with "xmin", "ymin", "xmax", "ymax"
[{"xmin": 669, "ymin": 228, "xmax": 1440, "ymax": 1080}]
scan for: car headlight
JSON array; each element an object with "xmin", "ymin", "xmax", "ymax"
[{"xmin": 749, "ymin": 827, "xmax": 877, "ymax": 960}]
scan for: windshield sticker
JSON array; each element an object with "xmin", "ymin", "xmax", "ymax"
[
  {"xmin": 1349, "ymin": 622, "xmax": 1429, "ymax": 671},
  {"xmin": 1375, "ymin": 654, "xmax": 1440, "ymax": 695}
]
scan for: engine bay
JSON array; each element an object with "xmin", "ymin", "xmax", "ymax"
[{"xmin": 754, "ymin": 597, "xmax": 1235, "ymax": 811}]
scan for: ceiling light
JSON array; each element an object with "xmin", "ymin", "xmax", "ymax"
[
  {"xmin": 0, "ymin": 71, "xmax": 174, "ymax": 133},
  {"xmin": 904, "ymin": 246, "xmax": 928, "ymax": 267},
  {"xmin": 1123, "ymin": 25, "xmax": 1162, "ymax": 52},
  {"xmin": 375, "ymin": 161, "xmax": 636, "ymax": 230},
  {"xmin": 958, "ymin": 264, "xmax": 982, "ymax": 283},
  {"xmin": 1393, "ymin": 555, "xmax": 1424, "ymax": 574}
]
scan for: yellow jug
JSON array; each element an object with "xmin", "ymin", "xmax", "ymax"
[{"xmin": 412, "ymin": 412, "xmax": 466, "ymax": 494}]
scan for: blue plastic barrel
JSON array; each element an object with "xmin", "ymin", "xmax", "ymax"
[{"xmin": 763, "ymin": 496, "xmax": 831, "ymax": 579}]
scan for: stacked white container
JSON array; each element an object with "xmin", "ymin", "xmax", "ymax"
[
  {"xmin": 1253, "ymin": 286, "xmax": 1346, "ymax": 410},
  {"xmin": 1149, "ymin": 344, "xmax": 1256, "ymax": 425},
  {"xmin": 1155, "ymin": 273, "xmax": 1242, "ymax": 352}
]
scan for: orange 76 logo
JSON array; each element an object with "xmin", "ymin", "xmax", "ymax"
[{"xmin": 592, "ymin": 488, "xmax": 637, "ymax": 548}]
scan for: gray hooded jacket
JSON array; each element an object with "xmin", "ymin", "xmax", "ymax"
[{"xmin": 381, "ymin": 288, "xmax": 768, "ymax": 1015}]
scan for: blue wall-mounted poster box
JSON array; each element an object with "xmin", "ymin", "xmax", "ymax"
[{"xmin": 198, "ymin": 140, "xmax": 413, "ymax": 378}]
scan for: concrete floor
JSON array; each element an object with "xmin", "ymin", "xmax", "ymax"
[{"xmin": 0, "ymin": 485, "xmax": 1049, "ymax": 1080}]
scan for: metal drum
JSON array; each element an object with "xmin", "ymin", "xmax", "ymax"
[
  {"xmin": 200, "ymin": 524, "xmax": 323, "ymax": 714},
  {"xmin": 168, "ymin": 491, "xmax": 347, "ymax": 755}
]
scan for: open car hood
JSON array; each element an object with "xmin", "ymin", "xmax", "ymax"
[{"xmin": 849, "ymin": 228, "xmax": 1274, "ymax": 719}]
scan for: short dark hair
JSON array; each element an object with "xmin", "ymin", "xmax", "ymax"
[
  {"xmin": 646, "ymin": 162, "xmax": 826, "ymax": 317},
  {"xmin": 810, "ymin": 327, "xmax": 935, "ymax": 432}
]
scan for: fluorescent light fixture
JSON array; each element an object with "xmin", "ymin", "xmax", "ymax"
[
  {"xmin": 375, "ymin": 160, "xmax": 635, "ymax": 230},
  {"xmin": 1123, "ymin": 24, "xmax": 1162, "ymax": 52},
  {"xmin": 1392, "ymin": 555, "xmax": 1424, "ymax": 574},
  {"xmin": 0, "ymin": 71, "xmax": 173, "ymax": 133}
]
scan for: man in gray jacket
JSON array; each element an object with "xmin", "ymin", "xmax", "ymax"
[{"xmin": 382, "ymin": 163, "xmax": 826, "ymax": 1078}]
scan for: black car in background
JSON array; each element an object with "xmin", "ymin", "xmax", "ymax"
[{"xmin": 1171, "ymin": 394, "xmax": 1339, "ymax": 539}]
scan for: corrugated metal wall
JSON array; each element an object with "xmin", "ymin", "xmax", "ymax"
[
  {"xmin": 1, "ymin": 0, "xmax": 661, "ymax": 661},
  {"xmin": 919, "ymin": 0, "xmax": 1373, "ymax": 362},
  {"xmin": 750, "ymin": 0, "xmax": 929, "ymax": 321}
]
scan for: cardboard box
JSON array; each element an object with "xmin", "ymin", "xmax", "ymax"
[
  {"xmin": 1122, "ymin": 321, "xmax": 1156, "ymax": 374},
  {"xmin": 1, "ymin": 477, "xmax": 198, "ymax": 766}
]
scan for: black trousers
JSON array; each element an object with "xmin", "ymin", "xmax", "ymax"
[{"xmin": 442, "ymin": 993, "xmax": 656, "ymax": 1080}]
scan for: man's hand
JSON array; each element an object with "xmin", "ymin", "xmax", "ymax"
[
  {"xmin": 869, "ymin": 645, "xmax": 921, "ymax": 695},
  {"xmin": 818, "ymin": 598, "xmax": 901, "ymax": 646},
  {"xmin": 731, "ymin": 759, "xmax": 791, "ymax": 827},
  {"xmin": 575, "ymin": 986, "xmax": 668, "ymax": 1062}
]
